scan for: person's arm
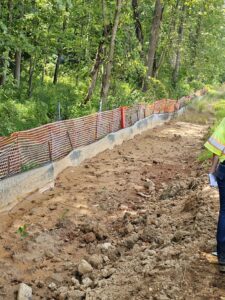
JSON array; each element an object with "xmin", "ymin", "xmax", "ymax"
[{"xmin": 210, "ymin": 154, "xmax": 219, "ymax": 174}]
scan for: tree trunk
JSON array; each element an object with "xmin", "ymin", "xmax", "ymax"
[
  {"xmin": 189, "ymin": 2, "xmax": 205, "ymax": 69},
  {"xmin": 14, "ymin": 51, "xmax": 22, "ymax": 87},
  {"xmin": 53, "ymin": 3, "xmax": 68, "ymax": 85},
  {"xmin": 131, "ymin": 0, "xmax": 144, "ymax": 47},
  {"xmin": 84, "ymin": 6, "xmax": 112, "ymax": 106},
  {"xmin": 84, "ymin": 41, "xmax": 104, "ymax": 104},
  {"xmin": 142, "ymin": 0, "xmax": 163, "ymax": 92},
  {"xmin": 14, "ymin": 0, "xmax": 23, "ymax": 87},
  {"xmin": 28, "ymin": 57, "xmax": 35, "ymax": 97},
  {"xmin": 100, "ymin": 0, "xmax": 123, "ymax": 110},
  {"xmin": 53, "ymin": 53, "xmax": 61, "ymax": 85},
  {"xmin": 172, "ymin": 4, "xmax": 186, "ymax": 87},
  {"xmin": 154, "ymin": 0, "xmax": 179, "ymax": 78},
  {"xmin": 0, "ymin": 0, "xmax": 13, "ymax": 86},
  {"xmin": 0, "ymin": 53, "xmax": 8, "ymax": 86},
  {"xmin": 8, "ymin": 0, "xmax": 13, "ymax": 24}
]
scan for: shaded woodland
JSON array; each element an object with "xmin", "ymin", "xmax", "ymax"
[{"xmin": 0, "ymin": 0, "xmax": 224, "ymax": 135}]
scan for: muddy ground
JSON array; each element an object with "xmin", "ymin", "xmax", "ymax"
[{"xmin": 0, "ymin": 120, "xmax": 224, "ymax": 300}]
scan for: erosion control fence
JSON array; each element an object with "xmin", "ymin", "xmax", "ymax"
[{"xmin": 0, "ymin": 91, "xmax": 205, "ymax": 180}]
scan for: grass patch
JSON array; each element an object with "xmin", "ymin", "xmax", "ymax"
[{"xmin": 184, "ymin": 85, "xmax": 225, "ymax": 162}]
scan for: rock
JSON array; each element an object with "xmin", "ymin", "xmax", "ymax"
[
  {"xmin": 17, "ymin": 283, "xmax": 32, "ymax": 300},
  {"xmin": 58, "ymin": 293, "xmax": 67, "ymax": 300},
  {"xmin": 123, "ymin": 233, "xmax": 139, "ymax": 249},
  {"xmin": 82, "ymin": 277, "xmax": 93, "ymax": 288},
  {"xmin": 101, "ymin": 268, "xmax": 116, "ymax": 279},
  {"xmin": 140, "ymin": 227, "xmax": 159, "ymax": 243},
  {"xmin": 88, "ymin": 254, "xmax": 103, "ymax": 269},
  {"xmin": 50, "ymin": 273, "xmax": 65, "ymax": 283},
  {"xmin": 93, "ymin": 224, "xmax": 108, "ymax": 240},
  {"xmin": 49, "ymin": 204, "xmax": 57, "ymax": 211},
  {"xmin": 133, "ymin": 184, "xmax": 144, "ymax": 192},
  {"xmin": 97, "ymin": 280, "xmax": 107, "ymax": 288},
  {"xmin": 160, "ymin": 183, "xmax": 182, "ymax": 200},
  {"xmin": 120, "ymin": 205, "xmax": 129, "ymax": 210},
  {"xmin": 36, "ymin": 281, "xmax": 44, "ymax": 288},
  {"xmin": 78, "ymin": 259, "xmax": 93, "ymax": 275},
  {"xmin": 45, "ymin": 250, "xmax": 54, "ymax": 259},
  {"xmin": 57, "ymin": 286, "xmax": 69, "ymax": 300},
  {"xmin": 48, "ymin": 282, "xmax": 57, "ymax": 291},
  {"xmin": 80, "ymin": 222, "xmax": 108, "ymax": 240},
  {"xmin": 83, "ymin": 232, "xmax": 96, "ymax": 243},
  {"xmin": 64, "ymin": 261, "xmax": 74, "ymax": 271},
  {"xmin": 172, "ymin": 230, "xmax": 190, "ymax": 243},
  {"xmin": 103, "ymin": 256, "xmax": 110, "ymax": 263},
  {"xmin": 125, "ymin": 223, "xmax": 134, "ymax": 234},
  {"xmin": 99, "ymin": 243, "xmax": 112, "ymax": 251},
  {"xmin": 145, "ymin": 249, "xmax": 156, "ymax": 256},
  {"xmin": 67, "ymin": 290, "xmax": 86, "ymax": 300},
  {"xmin": 144, "ymin": 180, "xmax": 155, "ymax": 192},
  {"xmin": 71, "ymin": 277, "xmax": 80, "ymax": 288}
]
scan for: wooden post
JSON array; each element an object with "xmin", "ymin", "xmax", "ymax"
[
  {"xmin": 109, "ymin": 110, "xmax": 113, "ymax": 133},
  {"xmin": 67, "ymin": 131, "xmax": 73, "ymax": 150},
  {"xmin": 95, "ymin": 113, "xmax": 99, "ymax": 140},
  {"xmin": 48, "ymin": 141, "xmax": 52, "ymax": 161},
  {"xmin": 7, "ymin": 156, "xmax": 10, "ymax": 175}
]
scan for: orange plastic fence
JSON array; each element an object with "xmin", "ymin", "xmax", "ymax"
[{"xmin": 0, "ymin": 91, "xmax": 205, "ymax": 180}]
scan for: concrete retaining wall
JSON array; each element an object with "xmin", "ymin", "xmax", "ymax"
[{"xmin": 0, "ymin": 109, "xmax": 185, "ymax": 212}]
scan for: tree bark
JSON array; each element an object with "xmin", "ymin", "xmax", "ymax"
[
  {"xmin": 53, "ymin": 53, "xmax": 62, "ymax": 85},
  {"xmin": 14, "ymin": 1, "xmax": 24, "ymax": 87},
  {"xmin": 14, "ymin": 50, "xmax": 22, "ymax": 87},
  {"xmin": 131, "ymin": 0, "xmax": 144, "ymax": 47},
  {"xmin": 142, "ymin": 0, "xmax": 163, "ymax": 92},
  {"xmin": 189, "ymin": 2, "xmax": 205, "ymax": 69},
  {"xmin": 84, "ymin": 14, "xmax": 112, "ymax": 105},
  {"xmin": 84, "ymin": 41, "xmax": 104, "ymax": 104},
  {"xmin": 0, "ymin": 0, "xmax": 13, "ymax": 86},
  {"xmin": 28, "ymin": 57, "xmax": 35, "ymax": 97},
  {"xmin": 100, "ymin": 0, "xmax": 123, "ymax": 110},
  {"xmin": 53, "ymin": 3, "xmax": 68, "ymax": 84},
  {"xmin": 154, "ymin": 0, "xmax": 179, "ymax": 78},
  {"xmin": 0, "ymin": 53, "xmax": 8, "ymax": 86},
  {"xmin": 172, "ymin": 4, "xmax": 186, "ymax": 87}
]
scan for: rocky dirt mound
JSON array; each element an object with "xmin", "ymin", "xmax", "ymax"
[{"xmin": 0, "ymin": 121, "xmax": 225, "ymax": 300}]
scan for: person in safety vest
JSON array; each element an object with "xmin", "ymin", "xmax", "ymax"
[{"xmin": 205, "ymin": 118, "xmax": 225, "ymax": 272}]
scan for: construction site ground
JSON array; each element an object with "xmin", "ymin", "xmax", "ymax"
[{"xmin": 0, "ymin": 119, "xmax": 224, "ymax": 300}]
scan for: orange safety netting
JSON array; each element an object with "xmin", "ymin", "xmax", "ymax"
[{"xmin": 0, "ymin": 92, "xmax": 204, "ymax": 180}]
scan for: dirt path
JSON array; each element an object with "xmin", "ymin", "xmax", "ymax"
[{"xmin": 0, "ymin": 120, "xmax": 225, "ymax": 300}]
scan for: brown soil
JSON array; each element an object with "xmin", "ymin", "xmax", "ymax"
[{"xmin": 0, "ymin": 121, "xmax": 224, "ymax": 300}]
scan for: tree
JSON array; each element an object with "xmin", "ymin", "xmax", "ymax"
[
  {"xmin": 142, "ymin": 0, "xmax": 164, "ymax": 92},
  {"xmin": 172, "ymin": 3, "xmax": 186, "ymax": 87},
  {"xmin": 100, "ymin": 0, "xmax": 123, "ymax": 110}
]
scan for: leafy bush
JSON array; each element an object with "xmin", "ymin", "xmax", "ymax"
[
  {"xmin": 0, "ymin": 99, "xmax": 49, "ymax": 136},
  {"xmin": 144, "ymin": 77, "xmax": 169, "ymax": 101}
]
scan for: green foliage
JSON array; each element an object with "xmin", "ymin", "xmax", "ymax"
[
  {"xmin": 144, "ymin": 78, "xmax": 169, "ymax": 101},
  {"xmin": 0, "ymin": 0, "xmax": 224, "ymax": 135},
  {"xmin": 16, "ymin": 224, "xmax": 29, "ymax": 239},
  {"xmin": 0, "ymin": 98, "xmax": 49, "ymax": 136},
  {"xmin": 212, "ymin": 99, "xmax": 225, "ymax": 121},
  {"xmin": 21, "ymin": 162, "xmax": 39, "ymax": 172}
]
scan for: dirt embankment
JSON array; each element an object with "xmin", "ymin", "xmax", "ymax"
[{"xmin": 0, "ymin": 121, "xmax": 224, "ymax": 300}]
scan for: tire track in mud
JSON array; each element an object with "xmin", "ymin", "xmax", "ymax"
[{"xmin": 0, "ymin": 121, "xmax": 224, "ymax": 299}]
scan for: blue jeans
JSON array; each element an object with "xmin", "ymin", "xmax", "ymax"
[{"xmin": 215, "ymin": 164, "xmax": 225, "ymax": 264}]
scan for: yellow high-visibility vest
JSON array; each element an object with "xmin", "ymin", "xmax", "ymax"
[{"xmin": 204, "ymin": 118, "xmax": 225, "ymax": 162}]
